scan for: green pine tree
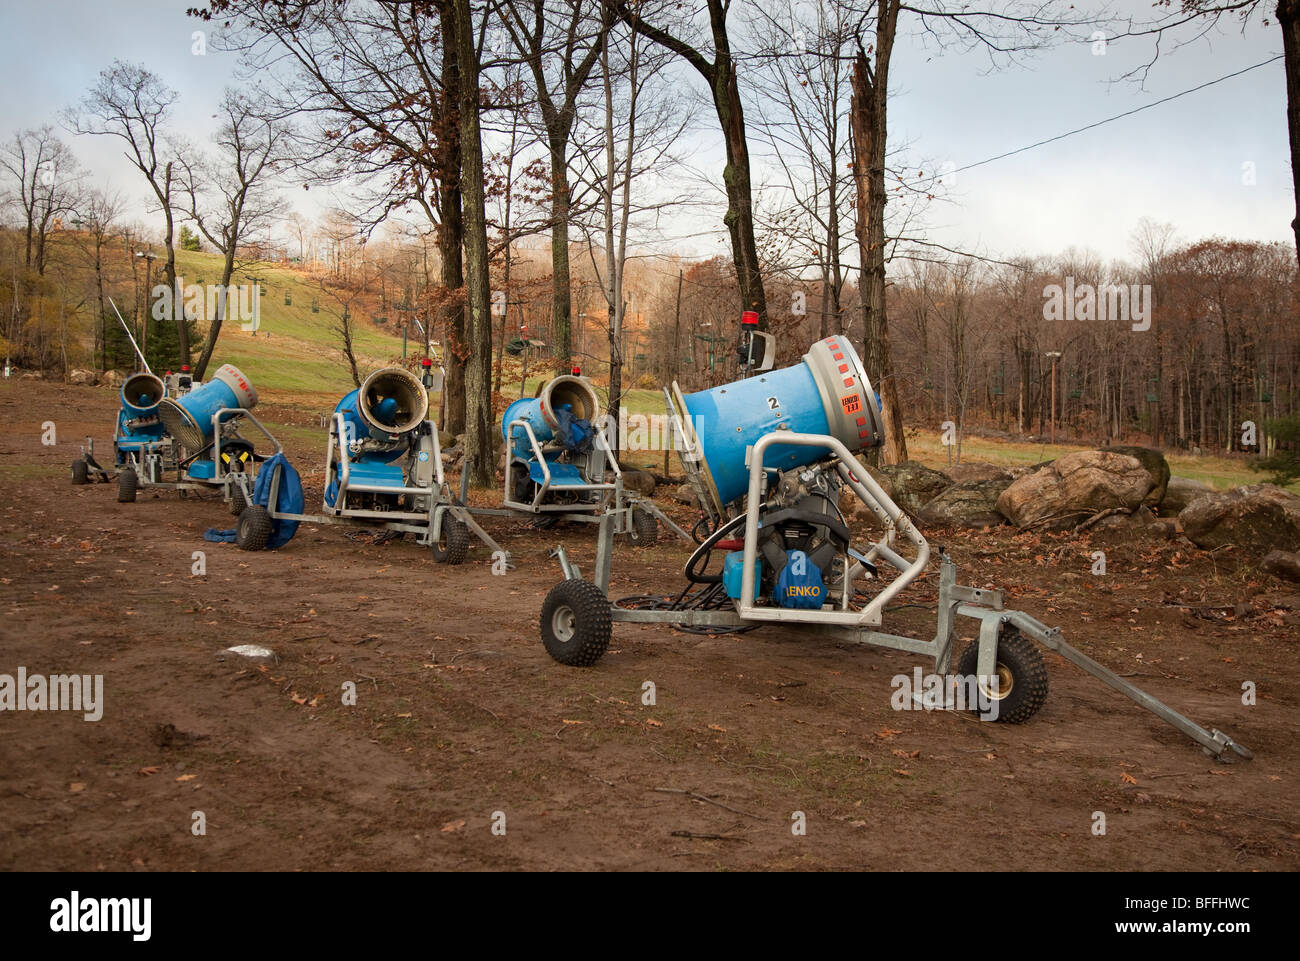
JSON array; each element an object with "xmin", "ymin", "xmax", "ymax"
[{"xmin": 1251, "ymin": 416, "xmax": 1300, "ymax": 487}]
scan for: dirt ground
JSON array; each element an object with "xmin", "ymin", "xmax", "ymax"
[{"xmin": 1, "ymin": 378, "xmax": 1297, "ymax": 872}]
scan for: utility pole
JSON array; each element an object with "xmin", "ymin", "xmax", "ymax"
[{"xmin": 1045, "ymin": 350, "xmax": 1062, "ymax": 446}]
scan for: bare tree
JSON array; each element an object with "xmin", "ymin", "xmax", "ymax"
[
  {"xmin": 493, "ymin": 0, "xmax": 609, "ymax": 370},
  {"xmin": 177, "ymin": 89, "xmax": 286, "ymax": 379},
  {"xmin": 69, "ymin": 62, "xmax": 189, "ymax": 367},
  {"xmin": 0, "ymin": 127, "xmax": 83, "ymax": 276},
  {"xmin": 609, "ymin": 0, "xmax": 770, "ymax": 328},
  {"xmin": 72, "ymin": 189, "xmax": 123, "ymax": 371}
]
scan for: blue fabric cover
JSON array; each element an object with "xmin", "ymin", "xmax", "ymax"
[{"xmin": 204, "ymin": 452, "xmax": 303, "ymax": 549}]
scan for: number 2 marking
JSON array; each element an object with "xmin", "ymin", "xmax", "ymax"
[{"xmin": 767, "ymin": 396, "xmax": 780, "ymax": 411}]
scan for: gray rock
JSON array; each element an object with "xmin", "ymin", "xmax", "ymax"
[
  {"xmin": 620, "ymin": 468, "xmax": 656, "ymax": 497},
  {"xmin": 1180, "ymin": 484, "xmax": 1300, "ymax": 554},
  {"xmin": 674, "ymin": 482, "xmax": 701, "ymax": 508},
  {"xmin": 945, "ymin": 461, "xmax": 1013, "ymax": 485},
  {"xmin": 1260, "ymin": 550, "xmax": 1300, "ymax": 582},
  {"xmin": 1160, "ymin": 476, "xmax": 1214, "ymax": 515},
  {"xmin": 918, "ymin": 480, "xmax": 1008, "ymax": 529},
  {"xmin": 879, "ymin": 461, "xmax": 953, "ymax": 513}
]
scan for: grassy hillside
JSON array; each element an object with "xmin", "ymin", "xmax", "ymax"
[{"xmin": 176, "ymin": 249, "xmax": 412, "ymax": 398}]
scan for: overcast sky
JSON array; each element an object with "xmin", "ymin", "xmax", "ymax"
[{"xmin": 0, "ymin": 0, "xmax": 1289, "ymax": 266}]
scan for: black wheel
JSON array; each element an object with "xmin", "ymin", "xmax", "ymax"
[
  {"xmin": 540, "ymin": 578, "xmax": 611, "ymax": 666},
  {"xmin": 431, "ymin": 514, "xmax": 469, "ymax": 565},
  {"xmin": 621, "ymin": 507, "xmax": 657, "ymax": 547},
  {"xmin": 71, "ymin": 460, "xmax": 88, "ymax": 485},
  {"xmin": 532, "ymin": 513, "xmax": 559, "ymax": 530},
  {"xmin": 229, "ymin": 482, "xmax": 248, "ymax": 517},
  {"xmin": 955, "ymin": 626, "xmax": 1049, "ymax": 724},
  {"xmin": 235, "ymin": 505, "xmax": 273, "ymax": 552},
  {"xmin": 117, "ymin": 468, "xmax": 138, "ymax": 503}
]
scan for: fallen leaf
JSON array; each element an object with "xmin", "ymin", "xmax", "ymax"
[
  {"xmin": 876, "ymin": 727, "xmax": 900, "ymax": 739},
  {"xmin": 395, "ymin": 712, "xmax": 413, "ymax": 719},
  {"xmin": 645, "ymin": 719, "xmax": 663, "ymax": 728},
  {"xmin": 708, "ymin": 724, "xmax": 727, "ymax": 733},
  {"xmin": 137, "ymin": 766, "xmax": 160, "ymax": 777},
  {"xmin": 561, "ymin": 719, "xmax": 584, "ymax": 725},
  {"xmin": 176, "ymin": 774, "xmax": 197, "ymax": 782},
  {"xmin": 893, "ymin": 769, "xmax": 912, "ymax": 777},
  {"xmin": 69, "ymin": 782, "xmax": 86, "ymax": 793},
  {"xmin": 1120, "ymin": 772, "xmax": 1138, "ymax": 785},
  {"xmin": 441, "ymin": 819, "xmax": 466, "ymax": 833}
]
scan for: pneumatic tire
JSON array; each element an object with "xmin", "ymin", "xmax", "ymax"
[
  {"xmin": 541, "ymin": 578, "xmax": 611, "ymax": 667},
  {"xmin": 117, "ymin": 468, "xmax": 138, "ymax": 503},
  {"xmin": 621, "ymin": 507, "xmax": 657, "ymax": 547},
  {"xmin": 236, "ymin": 505, "xmax": 273, "ymax": 552},
  {"xmin": 431, "ymin": 515, "xmax": 469, "ymax": 565},
  {"xmin": 955, "ymin": 626, "xmax": 1049, "ymax": 724}
]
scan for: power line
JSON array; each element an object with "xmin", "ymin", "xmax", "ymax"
[{"xmin": 909, "ymin": 54, "xmax": 1284, "ymax": 188}]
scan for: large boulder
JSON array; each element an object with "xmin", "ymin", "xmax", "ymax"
[
  {"xmin": 69, "ymin": 369, "xmax": 96, "ymax": 386},
  {"xmin": 1261, "ymin": 550, "xmax": 1300, "ymax": 583},
  {"xmin": 996, "ymin": 450, "xmax": 1154, "ymax": 530},
  {"xmin": 945, "ymin": 461, "xmax": 1012, "ymax": 485},
  {"xmin": 1103, "ymin": 445, "xmax": 1170, "ymax": 506},
  {"xmin": 1160, "ymin": 476, "xmax": 1214, "ymax": 515},
  {"xmin": 674, "ymin": 482, "xmax": 702, "ymax": 508},
  {"xmin": 918, "ymin": 480, "xmax": 1008, "ymax": 530},
  {"xmin": 102, "ymin": 369, "xmax": 126, "ymax": 388},
  {"xmin": 620, "ymin": 468, "xmax": 656, "ymax": 497},
  {"xmin": 880, "ymin": 461, "xmax": 952, "ymax": 513},
  {"xmin": 1179, "ymin": 484, "xmax": 1300, "ymax": 554}
]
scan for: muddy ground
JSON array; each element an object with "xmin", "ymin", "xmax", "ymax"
[{"xmin": 1, "ymin": 378, "xmax": 1297, "ymax": 872}]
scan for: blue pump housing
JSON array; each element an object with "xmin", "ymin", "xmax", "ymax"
[{"xmin": 775, "ymin": 550, "xmax": 825, "ymax": 609}]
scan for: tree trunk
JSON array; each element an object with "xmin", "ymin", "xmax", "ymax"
[
  {"xmin": 849, "ymin": 20, "xmax": 907, "ymax": 465},
  {"xmin": 193, "ymin": 246, "xmax": 237, "ymax": 381},
  {"xmin": 548, "ymin": 137, "xmax": 573, "ymax": 370},
  {"xmin": 450, "ymin": 0, "xmax": 494, "ymax": 488},
  {"xmin": 1280, "ymin": 0, "xmax": 1300, "ymax": 267},
  {"xmin": 438, "ymin": 0, "xmax": 466, "ymax": 435}
]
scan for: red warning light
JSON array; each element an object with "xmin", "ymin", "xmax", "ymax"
[
  {"xmin": 420, "ymin": 358, "xmax": 432, "ymax": 368},
  {"xmin": 571, "ymin": 366, "xmax": 581, "ymax": 376},
  {"xmin": 741, "ymin": 310, "xmax": 759, "ymax": 327}
]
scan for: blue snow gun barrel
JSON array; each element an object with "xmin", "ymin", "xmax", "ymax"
[
  {"xmin": 157, "ymin": 363, "xmax": 258, "ymax": 450},
  {"xmin": 115, "ymin": 372, "xmax": 167, "ymax": 457},
  {"xmin": 501, "ymin": 373, "xmax": 602, "ymax": 459},
  {"xmin": 668, "ymin": 334, "xmax": 884, "ymax": 517},
  {"xmin": 334, "ymin": 367, "xmax": 429, "ymax": 452}
]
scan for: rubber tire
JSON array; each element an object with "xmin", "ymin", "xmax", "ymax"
[
  {"xmin": 532, "ymin": 513, "xmax": 560, "ymax": 530},
  {"xmin": 621, "ymin": 507, "xmax": 657, "ymax": 547},
  {"xmin": 117, "ymin": 468, "xmax": 138, "ymax": 503},
  {"xmin": 229, "ymin": 483, "xmax": 248, "ymax": 517},
  {"xmin": 540, "ymin": 578, "xmax": 611, "ymax": 667},
  {"xmin": 235, "ymin": 505, "xmax": 273, "ymax": 552},
  {"xmin": 431, "ymin": 515, "xmax": 469, "ymax": 565},
  {"xmin": 71, "ymin": 460, "xmax": 88, "ymax": 485},
  {"xmin": 955, "ymin": 626, "xmax": 1049, "ymax": 724}
]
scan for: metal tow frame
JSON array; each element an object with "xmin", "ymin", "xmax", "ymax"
[
  {"xmin": 464, "ymin": 417, "xmax": 692, "ymax": 543},
  {"xmin": 258, "ymin": 415, "xmax": 505, "ymax": 560},
  {"xmin": 553, "ymin": 430, "xmax": 1253, "ymax": 761},
  {"xmin": 124, "ymin": 406, "xmax": 281, "ymax": 506}
]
